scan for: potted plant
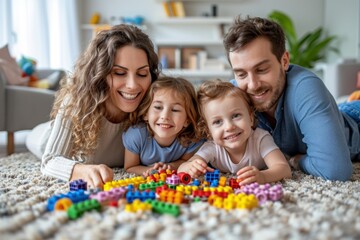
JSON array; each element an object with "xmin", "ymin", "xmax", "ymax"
[{"xmin": 268, "ymin": 10, "xmax": 339, "ymax": 69}]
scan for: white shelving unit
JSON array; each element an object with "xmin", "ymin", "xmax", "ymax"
[
  {"xmin": 155, "ymin": 16, "xmax": 233, "ymax": 81},
  {"xmin": 162, "ymin": 68, "xmax": 232, "ymax": 78},
  {"xmin": 156, "ymin": 17, "xmax": 232, "ymax": 24},
  {"xmin": 156, "ymin": 39, "xmax": 223, "ymax": 46},
  {"xmin": 81, "ymin": 24, "xmax": 110, "ymax": 30}
]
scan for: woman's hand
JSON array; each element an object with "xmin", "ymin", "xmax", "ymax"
[
  {"xmin": 71, "ymin": 164, "xmax": 114, "ymax": 190},
  {"xmin": 236, "ymin": 166, "xmax": 264, "ymax": 186}
]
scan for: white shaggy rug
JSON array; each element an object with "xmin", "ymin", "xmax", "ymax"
[{"xmin": 0, "ymin": 152, "xmax": 360, "ymax": 240}]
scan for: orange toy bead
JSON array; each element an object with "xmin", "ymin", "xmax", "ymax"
[{"xmin": 54, "ymin": 198, "xmax": 73, "ymax": 211}]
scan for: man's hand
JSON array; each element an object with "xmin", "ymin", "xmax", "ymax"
[{"xmin": 71, "ymin": 164, "xmax": 113, "ymax": 190}]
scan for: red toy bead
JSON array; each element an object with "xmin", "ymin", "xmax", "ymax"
[{"xmin": 177, "ymin": 172, "xmax": 191, "ymax": 184}]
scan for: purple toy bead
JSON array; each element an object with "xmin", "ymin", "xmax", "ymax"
[{"xmin": 256, "ymin": 191, "xmax": 268, "ymax": 204}]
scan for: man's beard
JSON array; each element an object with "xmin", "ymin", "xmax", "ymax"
[{"xmin": 251, "ymin": 70, "xmax": 285, "ymax": 112}]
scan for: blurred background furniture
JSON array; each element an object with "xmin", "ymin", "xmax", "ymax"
[
  {"xmin": 321, "ymin": 58, "xmax": 360, "ymax": 101},
  {"xmin": 0, "ymin": 68, "xmax": 65, "ymax": 155}
]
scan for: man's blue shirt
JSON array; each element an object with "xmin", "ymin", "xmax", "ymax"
[{"xmin": 231, "ymin": 64, "xmax": 358, "ymax": 180}]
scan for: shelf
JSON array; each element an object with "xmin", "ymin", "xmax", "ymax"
[
  {"xmin": 156, "ymin": 0, "xmax": 239, "ymax": 2},
  {"xmin": 156, "ymin": 39, "xmax": 223, "ymax": 46},
  {"xmin": 157, "ymin": 17, "xmax": 233, "ymax": 24},
  {"xmin": 81, "ymin": 24, "xmax": 111, "ymax": 30},
  {"xmin": 81, "ymin": 24, "xmax": 147, "ymax": 31},
  {"xmin": 161, "ymin": 68, "xmax": 233, "ymax": 79}
]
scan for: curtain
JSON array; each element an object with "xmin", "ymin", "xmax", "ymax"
[
  {"xmin": 1, "ymin": 0, "xmax": 80, "ymax": 71},
  {"xmin": 0, "ymin": 0, "xmax": 13, "ymax": 48}
]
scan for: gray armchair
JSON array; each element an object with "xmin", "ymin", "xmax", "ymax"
[{"xmin": 0, "ymin": 68, "xmax": 65, "ymax": 155}]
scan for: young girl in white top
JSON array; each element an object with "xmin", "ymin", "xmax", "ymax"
[
  {"xmin": 178, "ymin": 80, "xmax": 291, "ymax": 185},
  {"xmin": 25, "ymin": 24, "xmax": 160, "ymax": 189},
  {"xmin": 123, "ymin": 76, "xmax": 204, "ymax": 176}
]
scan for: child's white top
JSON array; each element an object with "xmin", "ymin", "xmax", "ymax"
[{"xmin": 195, "ymin": 128, "xmax": 278, "ymax": 174}]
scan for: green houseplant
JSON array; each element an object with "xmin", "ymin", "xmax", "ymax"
[{"xmin": 268, "ymin": 10, "xmax": 339, "ymax": 69}]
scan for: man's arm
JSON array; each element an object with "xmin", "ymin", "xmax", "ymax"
[{"xmin": 293, "ymin": 76, "xmax": 353, "ymax": 181}]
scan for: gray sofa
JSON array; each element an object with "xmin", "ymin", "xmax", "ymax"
[{"xmin": 0, "ymin": 68, "xmax": 65, "ymax": 155}]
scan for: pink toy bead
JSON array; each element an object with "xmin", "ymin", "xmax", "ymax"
[{"xmin": 256, "ymin": 191, "xmax": 268, "ymax": 204}]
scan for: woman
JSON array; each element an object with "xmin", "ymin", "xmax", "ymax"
[{"xmin": 26, "ymin": 24, "xmax": 160, "ymax": 189}]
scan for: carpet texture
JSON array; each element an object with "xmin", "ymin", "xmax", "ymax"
[{"xmin": 0, "ymin": 152, "xmax": 360, "ymax": 240}]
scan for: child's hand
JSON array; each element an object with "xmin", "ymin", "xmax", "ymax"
[
  {"xmin": 143, "ymin": 162, "xmax": 171, "ymax": 177},
  {"xmin": 188, "ymin": 159, "xmax": 213, "ymax": 178},
  {"xmin": 236, "ymin": 166, "xmax": 263, "ymax": 186},
  {"xmin": 71, "ymin": 164, "xmax": 114, "ymax": 190}
]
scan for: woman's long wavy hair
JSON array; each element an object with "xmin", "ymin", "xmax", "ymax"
[
  {"xmin": 197, "ymin": 80, "xmax": 255, "ymax": 140},
  {"xmin": 128, "ymin": 76, "xmax": 202, "ymax": 146},
  {"xmin": 51, "ymin": 24, "xmax": 160, "ymax": 156}
]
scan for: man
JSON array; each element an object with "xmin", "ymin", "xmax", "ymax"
[{"xmin": 224, "ymin": 16, "xmax": 360, "ymax": 181}]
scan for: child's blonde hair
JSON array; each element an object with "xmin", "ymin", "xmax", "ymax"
[
  {"xmin": 197, "ymin": 79, "xmax": 255, "ymax": 139},
  {"xmin": 129, "ymin": 76, "xmax": 201, "ymax": 146}
]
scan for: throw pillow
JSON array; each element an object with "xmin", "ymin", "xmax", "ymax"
[{"xmin": 0, "ymin": 44, "xmax": 29, "ymax": 85}]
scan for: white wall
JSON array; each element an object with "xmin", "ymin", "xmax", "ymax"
[
  {"xmin": 79, "ymin": 0, "xmax": 326, "ymax": 52},
  {"xmin": 77, "ymin": 0, "xmax": 360, "ymax": 62},
  {"xmin": 324, "ymin": 0, "xmax": 360, "ymax": 62},
  {"xmin": 78, "ymin": 0, "xmax": 360, "ymax": 98}
]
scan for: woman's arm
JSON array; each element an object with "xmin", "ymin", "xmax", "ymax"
[
  {"xmin": 41, "ymin": 112, "xmax": 114, "ymax": 189},
  {"xmin": 41, "ymin": 112, "xmax": 78, "ymax": 181}
]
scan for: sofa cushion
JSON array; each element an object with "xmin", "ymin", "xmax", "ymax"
[{"xmin": 0, "ymin": 44, "xmax": 29, "ymax": 85}]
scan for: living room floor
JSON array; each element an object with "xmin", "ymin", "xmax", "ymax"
[{"xmin": 0, "ymin": 131, "xmax": 29, "ymax": 158}]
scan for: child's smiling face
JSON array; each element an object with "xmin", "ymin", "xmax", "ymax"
[
  {"xmin": 144, "ymin": 88, "xmax": 189, "ymax": 147},
  {"xmin": 203, "ymin": 95, "xmax": 254, "ymax": 155}
]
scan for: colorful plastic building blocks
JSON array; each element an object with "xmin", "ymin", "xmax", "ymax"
[
  {"xmin": 159, "ymin": 190, "xmax": 184, "ymax": 204},
  {"xmin": 69, "ymin": 179, "xmax": 87, "ymax": 191},
  {"xmin": 103, "ymin": 176, "xmax": 146, "ymax": 191},
  {"xmin": 235, "ymin": 182, "xmax": 283, "ymax": 204},
  {"xmin": 46, "ymin": 167, "xmax": 285, "ymax": 221},
  {"xmin": 229, "ymin": 178, "xmax": 240, "ymax": 189},
  {"xmin": 210, "ymin": 179, "xmax": 219, "ymax": 187},
  {"xmin": 54, "ymin": 198, "xmax": 72, "ymax": 211},
  {"xmin": 67, "ymin": 199, "xmax": 101, "ymax": 220},
  {"xmin": 139, "ymin": 181, "xmax": 165, "ymax": 191},
  {"xmin": 166, "ymin": 174, "xmax": 180, "ymax": 185},
  {"xmin": 192, "ymin": 189, "xmax": 211, "ymax": 198},
  {"xmin": 47, "ymin": 190, "xmax": 89, "ymax": 211},
  {"xmin": 177, "ymin": 172, "xmax": 191, "ymax": 184},
  {"xmin": 209, "ymin": 193, "xmax": 258, "ymax": 210},
  {"xmin": 125, "ymin": 199, "xmax": 152, "ymax": 213},
  {"xmin": 205, "ymin": 169, "xmax": 220, "ymax": 182},
  {"xmin": 126, "ymin": 190, "xmax": 156, "ymax": 203},
  {"xmin": 191, "ymin": 179, "xmax": 201, "ymax": 186},
  {"xmin": 219, "ymin": 176, "xmax": 227, "ymax": 187},
  {"xmin": 145, "ymin": 199, "xmax": 180, "ymax": 217},
  {"xmin": 90, "ymin": 187, "xmax": 127, "ymax": 204},
  {"xmin": 176, "ymin": 185, "xmax": 198, "ymax": 195}
]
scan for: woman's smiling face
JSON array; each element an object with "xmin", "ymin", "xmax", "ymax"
[{"xmin": 105, "ymin": 45, "xmax": 152, "ymax": 118}]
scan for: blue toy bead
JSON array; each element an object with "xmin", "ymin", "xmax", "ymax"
[{"xmin": 23, "ymin": 62, "xmax": 35, "ymax": 75}]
